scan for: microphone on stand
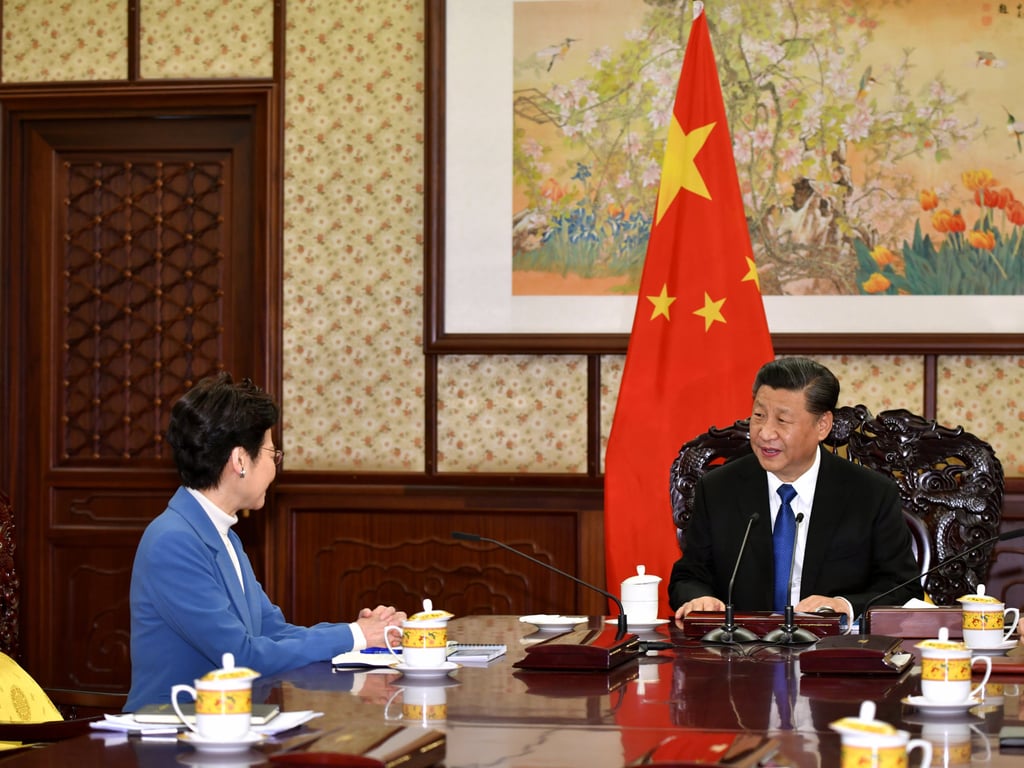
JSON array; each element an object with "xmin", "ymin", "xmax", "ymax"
[
  {"xmin": 762, "ymin": 513, "xmax": 817, "ymax": 645},
  {"xmin": 450, "ymin": 531, "xmax": 629, "ymax": 636},
  {"xmin": 702, "ymin": 512, "xmax": 760, "ymax": 644},
  {"xmin": 858, "ymin": 527, "xmax": 1024, "ymax": 635}
]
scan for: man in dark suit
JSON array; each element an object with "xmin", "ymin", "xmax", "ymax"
[{"xmin": 669, "ymin": 357, "xmax": 922, "ymax": 622}]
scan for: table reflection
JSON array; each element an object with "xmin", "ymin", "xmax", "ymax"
[{"xmin": 249, "ymin": 616, "xmax": 1020, "ymax": 768}]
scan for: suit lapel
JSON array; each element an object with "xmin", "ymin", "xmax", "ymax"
[
  {"xmin": 229, "ymin": 532, "xmax": 263, "ymax": 634},
  {"xmin": 169, "ymin": 488, "xmax": 256, "ymax": 633},
  {"xmin": 217, "ymin": 537, "xmax": 255, "ymax": 633},
  {"xmin": 801, "ymin": 450, "xmax": 842, "ymax": 596},
  {"xmin": 735, "ymin": 459, "xmax": 774, "ymax": 590}
]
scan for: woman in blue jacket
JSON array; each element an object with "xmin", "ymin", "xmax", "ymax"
[{"xmin": 126, "ymin": 373, "xmax": 405, "ymax": 710}]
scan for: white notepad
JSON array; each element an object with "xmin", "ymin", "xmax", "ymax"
[{"xmin": 445, "ymin": 643, "xmax": 507, "ymax": 663}]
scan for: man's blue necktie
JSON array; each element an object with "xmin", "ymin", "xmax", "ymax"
[
  {"xmin": 773, "ymin": 661, "xmax": 793, "ymax": 729},
  {"xmin": 773, "ymin": 484, "xmax": 797, "ymax": 611}
]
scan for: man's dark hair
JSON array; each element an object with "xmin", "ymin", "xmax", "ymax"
[
  {"xmin": 752, "ymin": 357, "xmax": 839, "ymax": 416},
  {"xmin": 166, "ymin": 372, "xmax": 279, "ymax": 490}
]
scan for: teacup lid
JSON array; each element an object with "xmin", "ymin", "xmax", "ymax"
[
  {"xmin": 958, "ymin": 584, "xmax": 1001, "ymax": 605},
  {"xmin": 408, "ymin": 598, "xmax": 454, "ymax": 622},
  {"xmin": 200, "ymin": 652, "xmax": 259, "ymax": 682},
  {"xmin": 916, "ymin": 626, "xmax": 968, "ymax": 652},
  {"xmin": 622, "ymin": 565, "xmax": 662, "ymax": 585},
  {"xmin": 829, "ymin": 701, "xmax": 897, "ymax": 736}
]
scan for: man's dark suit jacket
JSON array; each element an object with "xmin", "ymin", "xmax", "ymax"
[{"xmin": 667, "ymin": 448, "xmax": 923, "ymax": 617}]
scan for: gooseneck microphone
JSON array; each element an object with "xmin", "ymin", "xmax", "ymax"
[
  {"xmin": 451, "ymin": 531, "xmax": 630, "ymax": 635},
  {"xmin": 762, "ymin": 513, "xmax": 817, "ymax": 645},
  {"xmin": 702, "ymin": 512, "xmax": 760, "ymax": 643},
  {"xmin": 858, "ymin": 527, "xmax": 1024, "ymax": 634}
]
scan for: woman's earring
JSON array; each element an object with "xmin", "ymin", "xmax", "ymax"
[{"xmin": 240, "ymin": 468, "xmax": 246, "ymax": 479}]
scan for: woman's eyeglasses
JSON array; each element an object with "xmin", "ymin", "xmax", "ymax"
[{"xmin": 261, "ymin": 447, "xmax": 284, "ymax": 465}]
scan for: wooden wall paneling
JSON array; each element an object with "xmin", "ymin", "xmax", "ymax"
[
  {"xmin": 45, "ymin": 483, "xmax": 175, "ymax": 691},
  {"xmin": 49, "ymin": 531, "xmax": 140, "ymax": 691},
  {"xmin": 271, "ymin": 483, "xmax": 607, "ymax": 624}
]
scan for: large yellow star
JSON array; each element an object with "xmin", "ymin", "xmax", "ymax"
[
  {"xmin": 647, "ymin": 284, "xmax": 676, "ymax": 320},
  {"xmin": 656, "ymin": 117, "xmax": 716, "ymax": 223},
  {"xmin": 742, "ymin": 256, "xmax": 761, "ymax": 292},
  {"xmin": 693, "ymin": 292, "xmax": 727, "ymax": 331}
]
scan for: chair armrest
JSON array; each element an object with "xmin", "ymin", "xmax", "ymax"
[
  {"xmin": 43, "ymin": 688, "xmax": 126, "ymax": 720},
  {"xmin": 0, "ymin": 716, "xmax": 100, "ymax": 742}
]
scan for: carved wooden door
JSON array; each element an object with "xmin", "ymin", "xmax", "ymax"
[{"xmin": 1, "ymin": 89, "xmax": 276, "ymax": 690}]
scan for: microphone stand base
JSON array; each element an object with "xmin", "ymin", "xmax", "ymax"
[
  {"xmin": 762, "ymin": 625, "xmax": 818, "ymax": 645},
  {"xmin": 701, "ymin": 625, "xmax": 759, "ymax": 644}
]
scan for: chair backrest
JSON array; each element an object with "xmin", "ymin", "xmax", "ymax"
[
  {"xmin": 668, "ymin": 405, "xmax": 1004, "ymax": 606},
  {"xmin": 0, "ymin": 652, "xmax": 62, "ymax": 724}
]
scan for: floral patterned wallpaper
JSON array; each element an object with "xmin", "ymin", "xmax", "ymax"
[
  {"xmin": 437, "ymin": 355, "xmax": 588, "ymax": 473},
  {"xmin": 281, "ymin": 0, "xmax": 426, "ymax": 471},
  {"xmin": 2, "ymin": 0, "xmax": 126, "ymax": 81},
  {"xmin": 139, "ymin": 0, "xmax": 273, "ymax": 78},
  {"xmin": 2, "ymin": 1, "xmax": 1021, "ymax": 478},
  {"xmin": 938, "ymin": 356, "xmax": 1024, "ymax": 477}
]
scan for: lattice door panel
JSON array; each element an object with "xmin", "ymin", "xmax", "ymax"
[{"xmin": 59, "ymin": 157, "xmax": 231, "ymax": 463}]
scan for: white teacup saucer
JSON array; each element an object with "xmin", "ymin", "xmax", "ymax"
[
  {"xmin": 969, "ymin": 638, "xmax": 1019, "ymax": 656},
  {"xmin": 391, "ymin": 660, "xmax": 461, "ymax": 679},
  {"xmin": 902, "ymin": 694, "xmax": 982, "ymax": 716},
  {"xmin": 519, "ymin": 615, "xmax": 588, "ymax": 632},
  {"xmin": 178, "ymin": 730, "xmax": 265, "ymax": 753},
  {"xmin": 605, "ymin": 618, "xmax": 670, "ymax": 632}
]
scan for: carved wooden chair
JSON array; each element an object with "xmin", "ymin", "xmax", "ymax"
[
  {"xmin": 668, "ymin": 406, "xmax": 1004, "ymax": 606},
  {"xmin": 0, "ymin": 491, "xmax": 125, "ymax": 755},
  {"xmin": 0, "ymin": 491, "xmax": 17, "ymax": 659}
]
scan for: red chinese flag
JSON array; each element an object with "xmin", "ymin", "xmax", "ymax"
[{"xmin": 603, "ymin": 6, "xmax": 774, "ymax": 618}]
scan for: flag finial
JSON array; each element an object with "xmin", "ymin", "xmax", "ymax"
[{"xmin": 694, "ymin": 2, "xmax": 704, "ymax": 21}]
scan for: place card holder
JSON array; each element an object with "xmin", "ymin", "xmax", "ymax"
[
  {"xmin": 512, "ymin": 625, "xmax": 641, "ymax": 671},
  {"xmin": 679, "ymin": 611, "xmax": 843, "ymax": 639},
  {"xmin": 799, "ymin": 634, "xmax": 913, "ymax": 676},
  {"xmin": 864, "ymin": 606, "xmax": 963, "ymax": 638}
]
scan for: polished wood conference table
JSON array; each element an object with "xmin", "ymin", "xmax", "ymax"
[{"xmin": 6, "ymin": 615, "xmax": 1023, "ymax": 767}]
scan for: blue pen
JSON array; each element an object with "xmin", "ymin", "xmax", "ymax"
[{"xmin": 361, "ymin": 646, "xmax": 399, "ymax": 654}]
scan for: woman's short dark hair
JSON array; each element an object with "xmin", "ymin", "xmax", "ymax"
[
  {"xmin": 752, "ymin": 357, "xmax": 839, "ymax": 416},
  {"xmin": 166, "ymin": 372, "xmax": 279, "ymax": 490}
]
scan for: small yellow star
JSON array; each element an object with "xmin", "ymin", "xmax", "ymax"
[
  {"xmin": 656, "ymin": 117, "xmax": 716, "ymax": 224},
  {"xmin": 693, "ymin": 292, "xmax": 727, "ymax": 331},
  {"xmin": 647, "ymin": 284, "xmax": 676, "ymax": 320},
  {"xmin": 742, "ymin": 256, "xmax": 761, "ymax": 292}
]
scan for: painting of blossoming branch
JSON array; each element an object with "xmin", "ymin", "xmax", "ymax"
[{"xmin": 511, "ymin": 0, "xmax": 1024, "ymax": 297}]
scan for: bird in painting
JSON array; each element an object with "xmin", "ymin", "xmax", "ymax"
[
  {"xmin": 536, "ymin": 37, "xmax": 579, "ymax": 72},
  {"xmin": 856, "ymin": 66, "xmax": 875, "ymax": 101},
  {"xmin": 1005, "ymin": 107, "xmax": 1024, "ymax": 153}
]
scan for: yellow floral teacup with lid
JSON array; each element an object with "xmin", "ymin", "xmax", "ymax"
[
  {"xmin": 916, "ymin": 627, "xmax": 991, "ymax": 704},
  {"xmin": 830, "ymin": 701, "xmax": 932, "ymax": 768},
  {"xmin": 171, "ymin": 652, "xmax": 259, "ymax": 741},
  {"xmin": 958, "ymin": 584, "xmax": 1020, "ymax": 649},
  {"xmin": 386, "ymin": 599, "xmax": 454, "ymax": 668}
]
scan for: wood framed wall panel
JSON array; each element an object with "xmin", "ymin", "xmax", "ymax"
[
  {"xmin": 51, "ymin": 482, "xmax": 176, "ymax": 526},
  {"xmin": 41, "ymin": 484, "xmax": 175, "ymax": 690},
  {"xmin": 271, "ymin": 483, "xmax": 607, "ymax": 624},
  {"xmin": 46, "ymin": 529, "xmax": 140, "ymax": 691}
]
